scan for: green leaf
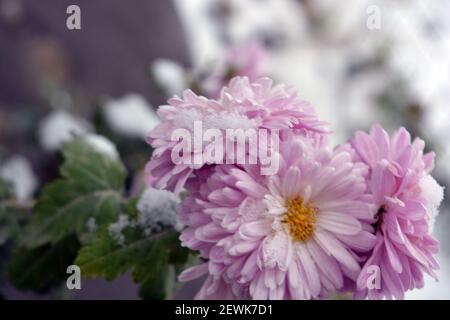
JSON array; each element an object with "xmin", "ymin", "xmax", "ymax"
[
  {"xmin": 0, "ymin": 178, "xmax": 13, "ymax": 200},
  {"xmin": 23, "ymin": 139, "xmax": 126, "ymax": 248},
  {"xmin": 0, "ymin": 205, "xmax": 28, "ymax": 246},
  {"xmin": 75, "ymin": 196, "xmax": 192, "ymax": 299},
  {"xmin": 132, "ymin": 244, "xmax": 173, "ymax": 300},
  {"xmin": 76, "ymin": 228, "xmax": 180, "ymax": 299},
  {"xmin": 7, "ymin": 235, "xmax": 80, "ymax": 292},
  {"xmin": 75, "ymin": 226, "xmax": 143, "ymax": 280}
]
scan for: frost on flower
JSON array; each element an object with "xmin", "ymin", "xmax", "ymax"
[
  {"xmin": 143, "ymin": 74, "xmax": 443, "ymax": 300},
  {"xmin": 178, "ymin": 136, "xmax": 375, "ymax": 299},
  {"xmin": 137, "ymin": 188, "xmax": 181, "ymax": 236},
  {"xmin": 145, "ymin": 76, "xmax": 329, "ymax": 192}
]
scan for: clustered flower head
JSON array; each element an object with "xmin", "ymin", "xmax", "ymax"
[
  {"xmin": 146, "ymin": 77, "xmax": 328, "ymax": 193},
  {"xmin": 145, "ymin": 76, "xmax": 443, "ymax": 300},
  {"xmin": 349, "ymin": 125, "xmax": 442, "ymax": 299}
]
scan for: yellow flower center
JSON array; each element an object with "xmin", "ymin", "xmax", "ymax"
[{"xmin": 282, "ymin": 198, "xmax": 318, "ymax": 242}]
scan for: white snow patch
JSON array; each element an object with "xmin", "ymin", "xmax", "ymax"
[
  {"xmin": 0, "ymin": 155, "xmax": 38, "ymax": 203},
  {"xmin": 102, "ymin": 94, "xmax": 160, "ymax": 139},
  {"xmin": 38, "ymin": 110, "xmax": 93, "ymax": 151},
  {"xmin": 82, "ymin": 133, "xmax": 120, "ymax": 160},
  {"xmin": 419, "ymin": 174, "xmax": 444, "ymax": 233},
  {"xmin": 137, "ymin": 188, "xmax": 182, "ymax": 236},
  {"xmin": 152, "ymin": 59, "xmax": 187, "ymax": 96}
]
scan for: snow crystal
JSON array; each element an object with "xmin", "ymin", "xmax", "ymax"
[
  {"xmin": 108, "ymin": 214, "xmax": 133, "ymax": 246},
  {"xmin": 137, "ymin": 188, "xmax": 182, "ymax": 236},
  {"xmin": 102, "ymin": 94, "xmax": 160, "ymax": 139},
  {"xmin": 86, "ymin": 216, "xmax": 98, "ymax": 235}
]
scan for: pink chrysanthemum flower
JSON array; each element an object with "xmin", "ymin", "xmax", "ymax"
[
  {"xmin": 349, "ymin": 125, "xmax": 443, "ymax": 300},
  {"xmin": 145, "ymin": 77, "xmax": 328, "ymax": 192},
  {"xmin": 178, "ymin": 136, "xmax": 375, "ymax": 299}
]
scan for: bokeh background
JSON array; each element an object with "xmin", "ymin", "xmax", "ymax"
[{"xmin": 0, "ymin": 0, "xmax": 449, "ymax": 299}]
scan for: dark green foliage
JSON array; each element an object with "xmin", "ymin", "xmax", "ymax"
[
  {"xmin": 7, "ymin": 235, "xmax": 80, "ymax": 292},
  {"xmin": 22, "ymin": 139, "xmax": 127, "ymax": 248},
  {"xmin": 76, "ymin": 198, "xmax": 192, "ymax": 299},
  {"xmin": 3, "ymin": 139, "xmax": 195, "ymax": 299}
]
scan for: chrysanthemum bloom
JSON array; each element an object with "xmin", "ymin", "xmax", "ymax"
[
  {"xmin": 145, "ymin": 77, "xmax": 328, "ymax": 192},
  {"xmin": 349, "ymin": 125, "xmax": 443, "ymax": 299},
  {"xmin": 178, "ymin": 136, "xmax": 375, "ymax": 299}
]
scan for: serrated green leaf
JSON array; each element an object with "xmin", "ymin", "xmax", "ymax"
[
  {"xmin": 61, "ymin": 140, "xmax": 125, "ymax": 191},
  {"xmin": 23, "ymin": 139, "xmax": 126, "ymax": 248},
  {"xmin": 133, "ymin": 246, "xmax": 172, "ymax": 300},
  {"xmin": 0, "ymin": 204, "xmax": 28, "ymax": 246},
  {"xmin": 76, "ymin": 229, "xmax": 182, "ymax": 299},
  {"xmin": 75, "ymin": 227, "xmax": 174, "ymax": 278},
  {"xmin": 76, "ymin": 221, "xmax": 190, "ymax": 299},
  {"xmin": 75, "ymin": 194, "xmax": 193, "ymax": 299},
  {"xmin": 7, "ymin": 235, "xmax": 80, "ymax": 292},
  {"xmin": 76, "ymin": 227, "xmax": 143, "ymax": 280}
]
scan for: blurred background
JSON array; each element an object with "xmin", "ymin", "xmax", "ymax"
[{"xmin": 0, "ymin": 0, "xmax": 449, "ymax": 299}]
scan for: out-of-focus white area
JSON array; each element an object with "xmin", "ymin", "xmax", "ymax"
[
  {"xmin": 152, "ymin": 59, "xmax": 187, "ymax": 96},
  {"xmin": 173, "ymin": 0, "xmax": 450, "ymax": 152},
  {"xmin": 173, "ymin": 0, "xmax": 450, "ymax": 299},
  {"xmin": 405, "ymin": 253, "xmax": 450, "ymax": 300},
  {"xmin": 102, "ymin": 93, "xmax": 160, "ymax": 139},
  {"xmin": 38, "ymin": 109, "xmax": 93, "ymax": 151},
  {"xmin": 0, "ymin": 155, "xmax": 38, "ymax": 203},
  {"xmin": 406, "ymin": 211, "xmax": 450, "ymax": 300},
  {"xmin": 37, "ymin": 110, "xmax": 120, "ymax": 160},
  {"xmin": 82, "ymin": 133, "xmax": 120, "ymax": 160}
]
